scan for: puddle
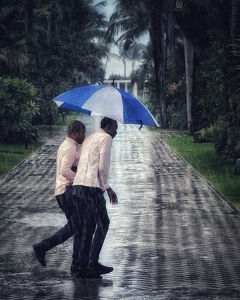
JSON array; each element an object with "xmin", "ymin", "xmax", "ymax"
[{"xmin": 20, "ymin": 213, "xmax": 66, "ymax": 227}]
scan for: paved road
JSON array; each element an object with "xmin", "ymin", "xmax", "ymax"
[{"xmin": 1, "ymin": 116, "xmax": 240, "ymax": 299}]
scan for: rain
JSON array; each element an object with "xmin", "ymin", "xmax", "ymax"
[{"xmin": 1, "ymin": 116, "xmax": 240, "ymax": 299}]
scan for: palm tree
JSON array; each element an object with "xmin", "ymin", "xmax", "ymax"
[
  {"xmin": 166, "ymin": 0, "xmax": 177, "ymax": 79},
  {"xmin": 126, "ymin": 42, "xmax": 147, "ymax": 73},
  {"xmin": 183, "ymin": 36, "xmax": 194, "ymax": 135},
  {"xmin": 107, "ymin": 0, "xmax": 169, "ymax": 128},
  {"xmin": 0, "ymin": 40, "xmax": 29, "ymax": 70},
  {"xmin": 108, "ymin": 41, "xmax": 147, "ymax": 78},
  {"xmin": 28, "ymin": 0, "xmax": 108, "ymax": 88},
  {"xmin": 175, "ymin": 0, "xmax": 213, "ymax": 134}
]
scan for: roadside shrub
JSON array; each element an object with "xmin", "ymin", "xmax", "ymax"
[
  {"xmin": 212, "ymin": 116, "xmax": 240, "ymax": 160},
  {"xmin": 199, "ymin": 125, "xmax": 214, "ymax": 142},
  {"xmin": 166, "ymin": 78, "xmax": 187, "ymax": 130},
  {"xmin": 194, "ymin": 45, "xmax": 232, "ymax": 130},
  {"xmin": 0, "ymin": 77, "xmax": 39, "ymax": 144}
]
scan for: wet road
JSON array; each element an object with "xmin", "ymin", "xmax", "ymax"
[{"xmin": 1, "ymin": 116, "xmax": 240, "ymax": 299}]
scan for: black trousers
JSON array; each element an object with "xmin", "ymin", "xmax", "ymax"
[
  {"xmin": 72, "ymin": 185, "xmax": 110, "ymax": 267},
  {"xmin": 41, "ymin": 185, "xmax": 79, "ymax": 264}
]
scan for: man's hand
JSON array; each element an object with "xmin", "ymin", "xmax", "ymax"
[{"xmin": 107, "ymin": 187, "xmax": 118, "ymax": 205}]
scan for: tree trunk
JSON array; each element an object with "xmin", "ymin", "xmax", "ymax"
[
  {"xmin": 132, "ymin": 60, "xmax": 135, "ymax": 73},
  {"xmin": 24, "ymin": 0, "xmax": 33, "ymax": 78},
  {"xmin": 166, "ymin": 0, "xmax": 176, "ymax": 71},
  {"xmin": 231, "ymin": 0, "xmax": 240, "ymax": 41},
  {"xmin": 123, "ymin": 58, "xmax": 127, "ymax": 78},
  {"xmin": 184, "ymin": 36, "xmax": 194, "ymax": 135},
  {"xmin": 149, "ymin": 0, "xmax": 167, "ymax": 128},
  {"xmin": 25, "ymin": 0, "xmax": 33, "ymax": 37},
  {"xmin": 231, "ymin": 0, "xmax": 240, "ymax": 54}
]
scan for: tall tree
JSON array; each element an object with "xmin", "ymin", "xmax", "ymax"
[
  {"xmin": 23, "ymin": 0, "xmax": 108, "ymax": 124},
  {"xmin": 24, "ymin": 0, "xmax": 33, "ymax": 37},
  {"xmin": 149, "ymin": 0, "xmax": 167, "ymax": 128},
  {"xmin": 183, "ymin": 36, "xmax": 194, "ymax": 134},
  {"xmin": 107, "ymin": 0, "xmax": 169, "ymax": 128},
  {"xmin": 108, "ymin": 41, "xmax": 146, "ymax": 78},
  {"xmin": 175, "ymin": 0, "xmax": 213, "ymax": 134},
  {"xmin": 231, "ymin": 0, "xmax": 240, "ymax": 41},
  {"xmin": 166, "ymin": 0, "xmax": 176, "ymax": 71}
]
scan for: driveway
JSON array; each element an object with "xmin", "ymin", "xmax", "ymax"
[{"xmin": 1, "ymin": 116, "xmax": 240, "ymax": 299}]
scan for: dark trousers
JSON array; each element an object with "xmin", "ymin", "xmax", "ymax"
[
  {"xmin": 72, "ymin": 185, "xmax": 110, "ymax": 267},
  {"xmin": 41, "ymin": 186, "xmax": 79, "ymax": 264}
]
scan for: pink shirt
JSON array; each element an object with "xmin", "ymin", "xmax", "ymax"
[
  {"xmin": 55, "ymin": 137, "xmax": 80, "ymax": 196},
  {"xmin": 73, "ymin": 129, "xmax": 112, "ymax": 191}
]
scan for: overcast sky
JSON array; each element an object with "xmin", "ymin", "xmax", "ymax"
[{"xmin": 101, "ymin": 0, "xmax": 123, "ymax": 78}]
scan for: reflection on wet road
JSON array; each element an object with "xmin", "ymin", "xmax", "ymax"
[{"xmin": 1, "ymin": 116, "xmax": 240, "ymax": 299}]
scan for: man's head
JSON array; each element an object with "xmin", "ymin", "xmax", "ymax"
[
  {"xmin": 101, "ymin": 117, "xmax": 118, "ymax": 139},
  {"xmin": 67, "ymin": 120, "xmax": 86, "ymax": 144}
]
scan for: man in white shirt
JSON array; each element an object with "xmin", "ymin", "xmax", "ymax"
[
  {"xmin": 72, "ymin": 117, "xmax": 118, "ymax": 277},
  {"xmin": 33, "ymin": 120, "xmax": 86, "ymax": 272}
]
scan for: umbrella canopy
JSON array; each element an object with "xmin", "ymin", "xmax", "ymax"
[{"xmin": 53, "ymin": 85, "xmax": 159, "ymax": 127}]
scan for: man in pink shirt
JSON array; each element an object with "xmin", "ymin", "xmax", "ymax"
[
  {"xmin": 72, "ymin": 117, "xmax": 118, "ymax": 277},
  {"xmin": 33, "ymin": 120, "xmax": 86, "ymax": 272}
]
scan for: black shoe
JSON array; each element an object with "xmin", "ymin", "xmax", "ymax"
[
  {"xmin": 33, "ymin": 243, "xmax": 46, "ymax": 267},
  {"xmin": 76, "ymin": 267, "xmax": 88, "ymax": 278},
  {"xmin": 88, "ymin": 261, "xmax": 113, "ymax": 276},
  {"xmin": 71, "ymin": 263, "xmax": 81, "ymax": 273}
]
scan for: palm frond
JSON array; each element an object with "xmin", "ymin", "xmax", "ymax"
[{"xmin": 0, "ymin": 39, "xmax": 30, "ymax": 67}]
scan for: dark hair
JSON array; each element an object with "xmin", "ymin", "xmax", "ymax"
[
  {"xmin": 68, "ymin": 120, "xmax": 85, "ymax": 135},
  {"xmin": 100, "ymin": 117, "xmax": 117, "ymax": 128}
]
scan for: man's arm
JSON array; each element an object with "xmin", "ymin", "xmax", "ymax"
[
  {"xmin": 107, "ymin": 186, "xmax": 118, "ymax": 205},
  {"xmin": 98, "ymin": 135, "xmax": 112, "ymax": 191},
  {"xmin": 60, "ymin": 148, "xmax": 78, "ymax": 181}
]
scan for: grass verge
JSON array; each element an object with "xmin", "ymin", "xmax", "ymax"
[
  {"xmin": 164, "ymin": 134, "xmax": 240, "ymax": 211},
  {"xmin": 36, "ymin": 112, "xmax": 82, "ymax": 132},
  {"xmin": 0, "ymin": 113, "xmax": 82, "ymax": 180},
  {"xmin": 0, "ymin": 141, "xmax": 44, "ymax": 179}
]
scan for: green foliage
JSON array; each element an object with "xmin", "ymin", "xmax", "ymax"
[
  {"xmin": 228, "ymin": 37, "xmax": 240, "ymax": 118},
  {"xmin": 0, "ymin": 77, "xmax": 39, "ymax": 144},
  {"xmin": 194, "ymin": 114, "xmax": 240, "ymax": 161},
  {"xmin": 175, "ymin": 0, "xmax": 212, "ymax": 50},
  {"xmin": 22, "ymin": 0, "xmax": 108, "ymax": 125},
  {"xmin": 141, "ymin": 76, "xmax": 160, "ymax": 120},
  {"xmin": 189, "ymin": 14, "xmax": 240, "ymax": 160},
  {"xmin": 199, "ymin": 125, "xmax": 214, "ymax": 142},
  {"xmin": 108, "ymin": 73, "xmax": 124, "ymax": 80},
  {"xmin": 0, "ymin": 0, "xmax": 28, "ymax": 75},
  {"xmin": 0, "ymin": 0, "xmax": 108, "ymax": 129},
  {"xmin": 1, "ymin": 0, "xmax": 240, "ymax": 155},
  {"xmin": 166, "ymin": 77, "xmax": 187, "ymax": 130},
  {"xmin": 130, "ymin": 43, "xmax": 160, "ymax": 119},
  {"xmin": 195, "ymin": 46, "xmax": 231, "ymax": 129},
  {"xmin": 211, "ymin": 115, "xmax": 240, "ymax": 160},
  {"xmin": 193, "ymin": 125, "xmax": 214, "ymax": 142}
]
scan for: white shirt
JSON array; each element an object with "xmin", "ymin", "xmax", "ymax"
[
  {"xmin": 73, "ymin": 129, "xmax": 112, "ymax": 191},
  {"xmin": 55, "ymin": 137, "xmax": 80, "ymax": 196}
]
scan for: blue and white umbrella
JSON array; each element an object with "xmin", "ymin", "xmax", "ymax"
[{"xmin": 53, "ymin": 85, "xmax": 159, "ymax": 128}]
